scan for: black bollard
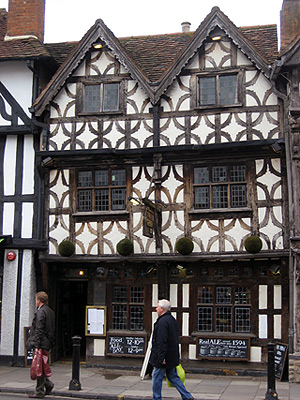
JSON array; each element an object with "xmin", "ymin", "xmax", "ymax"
[
  {"xmin": 265, "ymin": 343, "xmax": 278, "ymax": 400},
  {"xmin": 69, "ymin": 335, "xmax": 82, "ymax": 391}
]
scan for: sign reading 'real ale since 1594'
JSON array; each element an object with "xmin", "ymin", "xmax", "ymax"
[{"xmin": 197, "ymin": 337, "xmax": 250, "ymax": 361}]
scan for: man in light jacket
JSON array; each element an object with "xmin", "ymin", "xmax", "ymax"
[
  {"xmin": 149, "ymin": 299, "xmax": 193, "ymax": 400},
  {"xmin": 27, "ymin": 291, "xmax": 55, "ymax": 398}
]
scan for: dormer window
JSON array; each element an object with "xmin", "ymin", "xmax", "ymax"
[
  {"xmin": 195, "ymin": 70, "xmax": 243, "ymax": 109},
  {"xmin": 77, "ymin": 80, "xmax": 123, "ymax": 115}
]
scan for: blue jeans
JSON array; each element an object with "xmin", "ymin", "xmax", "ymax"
[{"xmin": 152, "ymin": 366, "xmax": 192, "ymax": 400}]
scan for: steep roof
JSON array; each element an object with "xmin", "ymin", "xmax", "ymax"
[
  {"xmin": 32, "ymin": 6, "xmax": 279, "ymax": 115},
  {"xmin": 0, "ymin": 8, "xmax": 50, "ymax": 60}
]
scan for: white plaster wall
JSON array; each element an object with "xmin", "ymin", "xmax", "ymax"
[
  {"xmin": 19, "ymin": 250, "xmax": 36, "ymax": 355},
  {"xmin": 3, "ymin": 203, "xmax": 14, "ymax": 235},
  {"xmin": 274, "ymin": 285, "xmax": 282, "ymax": 309},
  {"xmin": 3, "ymin": 135, "xmax": 17, "ymax": 196},
  {"xmin": 22, "ymin": 135, "xmax": 35, "ymax": 195},
  {"xmin": 0, "ymin": 61, "xmax": 33, "ymax": 118},
  {"xmin": 21, "ymin": 203, "xmax": 33, "ymax": 238},
  {"xmin": 0, "ymin": 250, "xmax": 18, "ymax": 355},
  {"xmin": 182, "ymin": 313, "xmax": 189, "ymax": 336},
  {"xmin": 152, "ymin": 284, "xmax": 158, "ymax": 307},
  {"xmin": 259, "ymin": 315, "xmax": 268, "ymax": 339},
  {"xmin": 189, "ymin": 344, "xmax": 197, "ymax": 360},
  {"xmin": 94, "ymin": 339, "xmax": 105, "ymax": 356},
  {"xmin": 259, "ymin": 285, "xmax": 268, "ymax": 309},
  {"xmin": 182, "ymin": 284, "xmax": 189, "ymax": 307},
  {"xmin": 170, "ymin": 284, "xmax": 178, "ymax": 307},
  {"xmin": 274, "ymin": 315, "xmax": 282, "ymax": 340},
  {"xmin": 250, "ymin": 347, "xmax": 262, "ymax": 362}
]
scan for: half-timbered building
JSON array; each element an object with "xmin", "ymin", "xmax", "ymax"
[
  {"xmin": 0, "ymin": 0, "xmax": 55, "ymax": 364},
  {"xmin": 32, "ymin": 4, "xmax": 290, "ymax": 372}
]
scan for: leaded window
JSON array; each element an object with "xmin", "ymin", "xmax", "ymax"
[
  {"xmin": 112, "ymin": 286, "xmax": 145, "ymax": 331},
  {"xmin": 198, "ymin": 73, "xmax": 239, "ymax": 107},
  {"xmin": 77, "ymin": 169, "xmax": 126, "ymax": 212},
  {"xmin": 193, "ymin": 164, "xmax": 247, "ymax": 209},
  {"xmin": 197, "ymin": 286, "xmax": 251, "ymax": 333},
  {"xmin": 79, "ymin": 82, "xmax": 121, "ymax": 114}
]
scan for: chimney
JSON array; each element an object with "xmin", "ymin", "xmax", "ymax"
[
  {"xmin": 181, "ymin": 22, "xmax": 191, "ymax": 33},
  {"xmin": 5, "ymin": 0, "xmax": 45, "ymax": 42},
  {"xmin": 280, "ymin": 0, "xmax": 300, "ymax": 50}
]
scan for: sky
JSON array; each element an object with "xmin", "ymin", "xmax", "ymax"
[{"xmin": 0, "ymin": 0, "xmax": 284, "ymax": 43}]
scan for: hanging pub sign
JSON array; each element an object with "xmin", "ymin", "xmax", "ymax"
[{"xmin": 143, "ymin": 206, "xmax": 154, "ymax": 238}]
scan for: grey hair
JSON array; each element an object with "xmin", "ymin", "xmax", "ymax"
[{"xmin": 158, "ymin": 299, "xmax": 171, "ymax": 311}]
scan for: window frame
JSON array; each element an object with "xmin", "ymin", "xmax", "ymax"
[
  {"xmin": 193, "ymin": 163, "xmax": 248, "ymax": 211},
  {"xmin": 194, "ymin": 69, "xmax": 243, "ymax": 110},
  {"xmin": 76, "ymin": 78, "xmax": 124, "ymax": 116},
  {"xmin": 76, "ymin": 168, "xmax": 127, "ymax": 213}
]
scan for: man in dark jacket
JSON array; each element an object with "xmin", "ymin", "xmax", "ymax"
[
  {"xmin": 27, "ymin": 291, "xmax": 55, "ymax": 398},
  {"xmin": 149, "ymin": 299, "xmax": 193, "ymax": 400}
]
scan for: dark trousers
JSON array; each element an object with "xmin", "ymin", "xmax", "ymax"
[{"xmin": 36, "ymin": 376, "xmax": 53, "ymax": 396}]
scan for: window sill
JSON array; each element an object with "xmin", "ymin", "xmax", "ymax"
[
  {"xmin": 73, "ymin": 210, "xmax": 129, "ymax": 221},
  {"xmin": 189, "ymin": 207, "xmax": 252, "ymax": 219},
  {"xmin": 191, "ymin": 332, "xmax": 255, "ymax": 338}
]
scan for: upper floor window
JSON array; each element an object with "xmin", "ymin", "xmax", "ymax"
[
  {"xmin": 77, "ymin": 169, "xmax": 126, "ymax": 212},
  {"xmin": 197, "ymin": 71, "xmax": 242, "ymax": 108},
  {"xmin": 193, "ymin": 164, "xmax": 247, "ymax": 209},
  {"xmin": 77, "ymin": 81, "xmax": 122, "ymax": 115}
]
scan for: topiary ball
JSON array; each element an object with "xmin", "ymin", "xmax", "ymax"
[
  {"xmin": 116, "ymin": 238, "xmax": 133, "ymax": 256},
  {"xmin": 176, "ymin": 237, "xmax": 194, "ymax": 255},
  {"xmin": 244, "ymin": 235, "xmax": 262, "ymax": 254},
  {"xmin": 58, "ymin": 240, "xmax": 75, "ymax": 257}
]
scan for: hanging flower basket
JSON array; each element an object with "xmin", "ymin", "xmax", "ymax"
[
  {"xmin": 176, "ymin": 237, "xmax": 194, "ymax": 255},
  {"xmin": 116, "ymin": 238, "xmax": 134, "ymax": 256},
  {"xmin": 244, "ymin": 235, "xmax": 262, "ymax": 254},
  {"xmin": 58, "ymin": 240, "xmax": 75, "ymax": 257}
]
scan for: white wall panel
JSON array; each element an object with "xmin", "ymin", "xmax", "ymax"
[
  {"xmin": 274, "ymin": 285, "xmax": 282, "ymax": 309},
  {"xmin": 21, "ymin": 203, "xmax": 33, "ymax": 238},
  {"xmin": 259, "ymin": 315, "xmax": 268, "ymax": 338},
  {"xmin": 182, "ymin": 313, "xmax": 189, "ymax": 336},
  {"xmin": 3, "ymin": 203, "xmax": 14, "ymax": 235},
  {"xmin": 22, "ymin": 135, "xmax": 35, "ymax": 195},
  {"xmin": 170, "ymin": 284, "xmax": 178, "ymax": 307},
  {"xmin": 259, "ymin": 285, "xmax": 268, "ymax": 309},
  {"xmin": 182, "ymin": 284, "xmax": 189, "ymax": 307},
  {"xmin": 274, "ymin": 315, "xmax": 282, "ymax": 339},
  {"xmin": 3, "ymin": 136, "xmax": 17, "ymax": 195}
]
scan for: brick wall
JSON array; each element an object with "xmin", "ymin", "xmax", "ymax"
[
  {"xmin": 6, "ymin": 0, "xmax": 45, "ymax": 42},
  {"xmin": 280, "ymin": 0, "xmax": 300, "ymax": 50}
]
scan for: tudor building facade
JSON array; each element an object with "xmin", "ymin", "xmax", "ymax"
[{"xmin": 32, "ymin": 5, "xmax": 290, "ymax": 369}]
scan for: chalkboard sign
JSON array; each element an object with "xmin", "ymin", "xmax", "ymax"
[
  {"xmin": 107, "ymin": 335, "xmax": 146, "ymax": 357},
  {"xmin": 274, "ymin": 343, "xmax": 288, "ymax": 380},
  {"xmin": 197, "ymin": 337, "xmax": 250, "ymax": 361},
  {"xmin": 24, "ymin": 327, "xmax": 33, "ymax": 367}
]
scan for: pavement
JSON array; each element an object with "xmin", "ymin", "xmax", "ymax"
[{"xmin": 0, "ymin": 362, "xmax": 298, "ymax": 400}]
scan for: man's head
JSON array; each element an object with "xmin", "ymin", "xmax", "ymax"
[
  {"xmin": 156, "ymin": 299, "xmax": 171, "ymax": 316},
  {"xmin": 35, "ymin": 291, "xmax": 48, "ymax": 308}
]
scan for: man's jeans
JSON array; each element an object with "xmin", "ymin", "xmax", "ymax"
[{"xmin": 152, "ymin": 366, "xmax": 192, "ymax": 400}]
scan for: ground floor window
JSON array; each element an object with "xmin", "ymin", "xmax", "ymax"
[
  {"xmin": 197, "ymin": 286, "xmax": 251, "ymax": 333},
  {"xmin": 112, "ymin": 285, "xmax": 145, "ymax": 331}
]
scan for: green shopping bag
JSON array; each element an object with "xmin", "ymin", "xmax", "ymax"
[{"xmin": 166, "ymin": 364, "xmax": 185, "ymax": 387}]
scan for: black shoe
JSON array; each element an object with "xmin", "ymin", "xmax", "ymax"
[
  {"xmin": 45, "ymin": 383, "xmax": 54, "ymax": 396},
  {"xmin": 28, "ymin": 394, "xmax": 44, "ymax": 399}
]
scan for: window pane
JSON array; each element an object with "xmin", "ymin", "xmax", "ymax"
[
  {"xmin": 235, "ymin": 287, "xmax": 251, "ymax": 304},
  {"xmin": 113, "ymin": 286, "xmax": 127, "ymax": 302},
  {"xmin": 216, "ymin": 306, "xmax": 232, "ymax": 332},
  {"xmin": 231, "ymin": 165, "xmax": 246, "ymax": 182},
  {"xmin": 212, "ymin": 185, "xmax": 228, "ymax": 208},
  {"xmin": 212, "ymin": 166, "xmax": 227, "ymax": 182},
  {"xmin": 198, "ymin": 306, "xmax": 213, "ymax": 331},
  {"xmin": 194, "ymin": 187, "xmax": 209, "ymax": 209},
  {"xmin": 112, "ymin": 188, "xmax": 126, "ymax": 210},
  {"xmin": 95, "ymin": 170, "xmax": 108, "ymax": 186},
  {"xmin": 194, "ymin": 167, "xmax": 209, "ymax": 184},
  {"xmin": 112, "ymin": 169, "xmax": 126, "ymax": 186},
  {"xmin": 78, "ymin": 171, "xmax": 92, "ymax": 187},
  {"xmin": 199, "ymin": 77, "xmax": 216, "ymax": 105},
  {"xmin": 197, "ymin": 286, "xmax": 213, "ymax": 303},
  {"xmin": 220, "ymin": 75, "xmax": 238, "ymax": 105},
  {"xmin": 129, "ymin": 305, "xmax": 144, "ymax": 330},
  {"xmin": 95, "ymin": 189, "xmax": 109, "ymax": 211},
  {"xmin": 78, "ymin": 189, "xmax": 92, "ymax": 211},
  {"xmin": 231, "ymin": 184, "xmax": 247, "ymax": 207},
  {"xmin": 103, "ymin": 83, "xmax": 120, "ymax": 112},
  {"xmin": 130, "ymin": 287, "xmax": 144, "ymax": 303},
  {"xmin": 216, "ymin": 287, "xmax": 232, "ymax": 304},
  {"xmin": 235, "ymin": 307, "xmax": 251, "ymax": 333},
  {"xmin": 83, "ymin": 84, "xmax": 101, "ymax": 112},
  {"xmin": 112, "ymin": 305, "xmax": 127, "ymax": 330}
]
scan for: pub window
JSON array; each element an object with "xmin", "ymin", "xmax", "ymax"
[
  {"xmin": 112, "ymin": 286, "xmax": 145, "ymax": 331},
  {"xmin": 197, "ymin": 286, "xmax": 251, "ymax": 333},
  {"xmin": 78, "ymin": 81, "xmax": 121, "ymax": 114},
  {"xmin": 193, "ymin": 164, "xmax": 247, "ymax": 209},
  {"xmin": 198, "ymin": 72, "xmax": 240, "ymax": 107},
  {"xmin": 77, "ymin": 169, "xmax": 126, "ymax": 212}
]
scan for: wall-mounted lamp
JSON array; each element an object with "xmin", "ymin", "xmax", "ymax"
[
  {"xmin": 271, "ymin": 138, "xmax": 285, "ymax": 153},
  {"xmin": 41, "ymin": 157, "xmax": 54, "ymax": 167},
  {"xmin": 212, "ymin": 35, "xmax": 222, "ymax": 41},
  {"xmin": 128, "ymin": 196, "xmax": 142, "ymax": 205},
  {"xmin": 93, "ymin": 42, "xmax": 103, "ymax": 49}
]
